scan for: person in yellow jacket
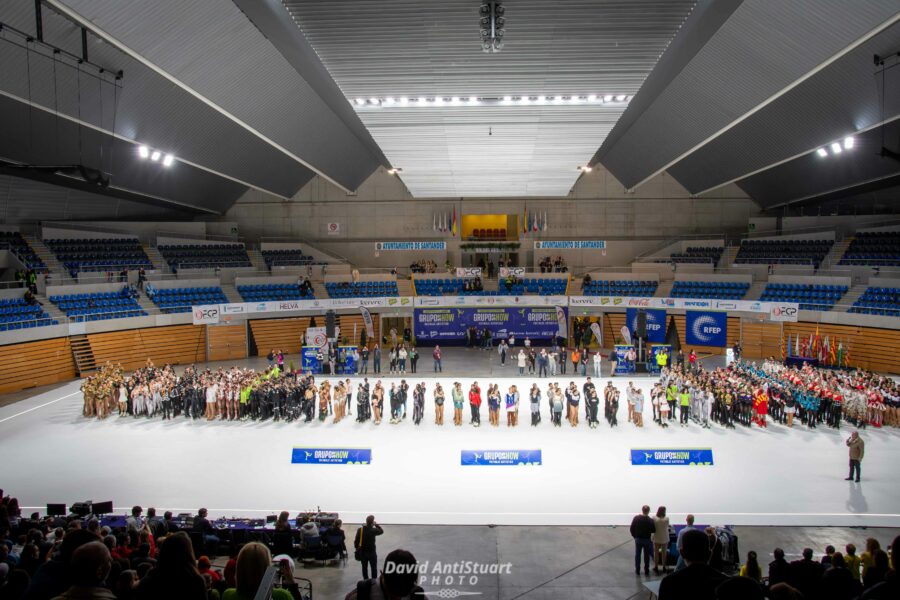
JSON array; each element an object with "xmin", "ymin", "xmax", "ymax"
[
  {"xmin": 655, "ymin": 348, "xmax": 668, "ymax": 372},
  {"xmin": 679, "ymin": 388, "xmax": 691, "ymax": 426},
  {"xmin": 571, "ymin": 349, "xmax": 582, "ymax": 374}
]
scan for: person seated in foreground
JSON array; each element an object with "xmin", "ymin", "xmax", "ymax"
[
  {"xmin": 345, "ymin": 549, "xmax": 425, "ymax": 600},
  {"xmin": 658, "ymin": 529, "xmax": 727, "ymax": 600}
]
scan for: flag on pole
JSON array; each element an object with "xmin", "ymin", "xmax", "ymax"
[
  {"xmin": 523, "ymin": 206, "xmax": 529, "ymax": 234},
  {"xmin": 543, "ymin": 211, "xmax": 548, "ymax": 231},
  {"xmin": 433, "ymin": 213, "xmax": 437, "ymax": 232},
  {"xmin": 786, "ymin": 334, "xmax": 792, "ymax": 357},
  {"xmin": 829, "ymin": 338, "xmax": 836, "ymax": 365},
  {"xmin": 794, "ymin": 333, "xmax": 799, "ymax": 357},
  {"xmin": 837, "ymin": 340, "xmax": 843, "ymax": 367},
  {"xmin": 533, "ymin": 209, "xmax": 539, "ymax": 231},
  {"xmin": 451, "ymin": 207, "xmax": 457, "ymax": 237}
]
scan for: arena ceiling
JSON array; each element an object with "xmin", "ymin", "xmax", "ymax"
[{"xmin": 2, "ymin": 1, "xmax": 900, "ymax": 213}]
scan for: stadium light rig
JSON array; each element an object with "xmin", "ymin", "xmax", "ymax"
[
  {"xmin": 137, "ymin": 144, "xmax": 175, "ymax": 167},
  {"xmin": 815, "ymin": 136, "xmax": 855, "ymax": 157},
  {"xmin": 352, "ymin": 94, "xmax": 631, "ymax": 109},
  {"xmin": 480, "ymin": 1, "xmax": 505, "ymax": 53}
]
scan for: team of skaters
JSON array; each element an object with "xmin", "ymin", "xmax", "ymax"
[{"xmin": 81, "ymin": 356, "xmax": 898, "ymax": 432}]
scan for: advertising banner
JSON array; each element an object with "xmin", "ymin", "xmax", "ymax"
[
  {"xmin": 291, "ymin": 448, "xmax": 371, "ymax": 465},
  {"xmin": 685, "ymin": 311, "xmax": 728, "ymax": 347},
  {"xmin": 626, "ymin": 308, "xmax": 666, "ymax": 343},
  {"xmin": 533, "ymin": 240, "xmax": 606, "ymax": 249},
  {"xmin": 455, "ymin": 267, "xmax": 482, "ymax": 278},
  {"xmin": 301, "ymin": 346, "xmax": 320, "ymax": 372},
  {"xmin": 498, "ymin": 267, "xmax": 526, "ymax": 277},
  {"xmin": 375, "ymin": 241, "xmax": 446, "ymax": 251},
  {"xmin": 305, "ymin": 327, "xmax": 328, "ymax": 348},
  {"xmin": 414, "ymin": 307, "xmax": 565, "ymax": 342},
  {"xmin": 590, "ymin": 321, "xmax": 602, "ymax": 346},
  {"xmin": 360, "ymin": 306, "xmax": 375, "ymax": 338},
  {"xmin": 768, "ymin": 304, "xmax": 800, "ymax": 322},
  {"xmin": 630, "ymin": 449, "xmax": 714, "ymax": 466},
  {"xmin": 460, "ymin": 450, "xmax": 542, "ymax": 466},
  {"xmin": 192, "ymin": 304, "xmax": 220, "ymax": 325},
  {"xmin": 614, "ymin": 345, "xmax": 634, "ymax": 374}
]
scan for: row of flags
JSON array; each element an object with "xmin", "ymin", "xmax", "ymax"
[
  {"xmin": 432, "ymin": 207, "xmax": 457, "ymax": 236},
  {"xmin": 522, "ymin": 207, "xmax": 548, "ymax": 233},
  {"xmin": 783, "ymin": 325, "xmax": 850, "ymax": 366}
]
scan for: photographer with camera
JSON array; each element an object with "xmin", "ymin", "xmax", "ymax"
[{"xmin": 353, "ymin": 516, "xmax": 384, "ymax": 581}]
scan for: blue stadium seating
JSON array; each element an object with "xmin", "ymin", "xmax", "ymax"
[
  {"xmin": 0, "ymin": 297, "xmax": 57, "ymax": 331},
  {"xmin": 261, "ymin": 249, "xmax": 322, "ymax": 268},
  {"xmin": 0, "ymin": 232, "xmax": 47, "ymax": 271},
  {"xmin": 237, "ymin": 283, "xmax": 315, "ymax": 301},
  {"xmin": 146, "ymin": 286, "xmax": 228, "ymax": 314},
  {"xmin": 839, "ymin": 232, "xmax": 900, "ymax": 267},
  {"xmin": 49, "ymin": 288, "xmax": 147, "ymax": 322},
  {"xmin": 670, "ymin": 281, "xmax": 749, "ymax": 300},
  {"xmin": 658, "ymin": 246, "xmax": 723, "ymax": 264},
  {"xmin": 759, "ymin": 283, "xmax": 847, "ymax": 311},
  {"xmin": 735, "ymin": 239, "xmax": 833, "ymax": 268},
  {"xmin": 847, "ymin": 286, "xmax": 900, "ymax": 317},
  {"xmin": 45, "ymin": 238, "xmax": 151, "ymax": 277},
  {"xmin": 158, "ymin": 243, "xmax": 251, "ymax": 271},
  {"xmin": 326, "ymin": 281, "xmax": 398, "ymax": 298},
  {"xmin": 582, "ymin": 280, "xmax": 658, "ymax": 296}
]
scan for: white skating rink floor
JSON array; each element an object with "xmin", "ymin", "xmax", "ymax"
[{"xmin": 2, "ymin": 374, "xmax": 898, "ymax": 528}]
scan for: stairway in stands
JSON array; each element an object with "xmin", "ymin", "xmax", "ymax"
[
  {"xmin": 745, "ymin": 281, "xmax": 768, "ymax": 301},
  {"xmin": 247, "ymin": 249, "xmax": 268, "ymax": 272},
  {"xmin": 834, "ymin": 283, "xmax": 868, "ymax": 312},
  {"xmin": 70, "ymin": 335, "xmax": 97, "ymax": 376},
  {"xmin": 395, "ymin": 277, "xmax": 415, "ymax": 297},
  {"xmin": 822, "ymin": 236, "xmax": 853, "ymax": 269},
  {"xmin": 718, "ymin": 245, "xmax": 740, "ymax": 269},
  {"xmin": 311, "ymin": 281, "xmax": 329, "ymax": 299},
  {"xmin": 24, "ymin": 235, "xmax": 75, "ymax": 284},
  {"xmin": 220, "ymin": 283, "xmax": 244, "ymax": 304},
  {"xmin": 143, "ymin": 244, "xmax": 170, "ymax": 273},
  {"xmin": 654, "ymin": 281, "xmax": 673, "ymax": 297}
]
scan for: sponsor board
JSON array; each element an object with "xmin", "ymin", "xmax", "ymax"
[
  {"xmin": 769, "ymin": 304, "xmax": 799, "ymax": 322},
  {"xmin": 291, "ymin": 448, "xmax": 371, "ymax": 465},
  {"xmin": 533, "ymin": 240, "xmax": 606, "ymax": 249},
  {"xmin": 631, "ymin": 449, "xmax": 714, "ymax": 466},
  {"xmin": 498, "ymin": 267, "xmax": 526, "ymax": 277},
  {"xmin": 375, "ymin": 241, "xmax": 447, "ymax": 251},
  {"xmin": 461, "ymin": 449, "xmax": 542, "ymax": 466},
  {"xmin": 192, "ymin": 305, "xmax": 220, "ymax": 325},
  {"xmin": 414, "ymin": 307, "xmax": 564, "ymax": 341},
  {"xmin": 455, "ymin": 267, "xmax": 482, "ymax": 278},
  {"xmin": 686, "ymin": 311, "xmax": 728, "ymax": 347}
]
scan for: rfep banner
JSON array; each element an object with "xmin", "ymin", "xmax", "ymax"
[
  {"xmin": 414, "ymin": 307, "xmax": 565, "ymax": 341},
  {"xmin": 630, "ymin": 449, "xmax": 714, "ymax": 466},
  {"xmin": 460, "ymin": 450, "xmax": 542, "ymax": 466},
  {"xmin": 685, "ymin": 311, "xmax": 727, "ymax": 347},
  {"xmin": 626, "ymin": 308, "xmax": 666, "ymax": 343},
  {"xmin": 291, "ymin": 448, "xmax": 371, "ymax": 465}
]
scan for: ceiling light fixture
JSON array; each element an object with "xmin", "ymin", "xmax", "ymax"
[
  {"xmin": 843, "ymin": 136, "xmax": 854, "ymax": 149},
  {"xmin": 578, "ymin": 165, "xmax": 593, "ymax": 172},
  {"xmin": 387, "ymin": 168, "xmax": 402, "ymax": 175},
  {"xmin": 399, "ymin": 97, "xmax": 409, "ymax": 105},
  {"xmin": 138, "ymin": 146, "xmax": 149, "ymax": 159},
  {"xmin": 830, "ymin": 142, "xmax": 842, "ymax": 154},
  {"xmin": 384, "ymin": 97, "xmax": 395, "ymax": 105},
  {"xmin": 351, "ymin": 94, "xmax": 633, "ymax": 109},
  {"xmin": 603, "ymin": 95, "xmax": 613, "ymax": 102},
  {"xmin": 480, "ymin": 2, "xmax": 505, "ymax": 53},
  {"xmin": 816, "ymin": 148, "xmax": 828, "ymax": 158},
  {"xmin": 150, "ymin": 151, "xmax": 161, "ymax": 162},
  {"xmin": 587, "ymin": 94, "xmax": 597, "ymax": 102},
  {"xmin": 355, "ymin": 98, "xmax": 365, "ymax": 106},
  {"xmin": 162, "ymin": 154, "xmax": 174, "ymax": 167}
]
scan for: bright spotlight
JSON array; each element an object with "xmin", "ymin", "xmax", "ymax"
[
  {"xmin": 816, "ymin": 148, "xmax": 828, "ymax": 158},
  {"xmin": 587, "ymin": 94, "xmax": 597, "ymax": 102},
  {"xmin": 603, "ymin": 95, "xmax": 613, "ymax": 102},
  {"xmin": 615, "ymin": 95, "xmax": 626, "ymax": 101},
  {"xmin": 503, "ymin": 95, "xmax": 512, "ymax": 102},
  {"xmin": 150, "ymin": 151, "xmax": 161, "ymax": 162},
  {"xmin": 399, "ymin": 97, "xmax": 409, "ymax": 105},
  {"xmin": 369, "ymin": 98, "xmax": 380, "ymax": 105},
  {"xmin": 830, "ymin": 142, "xmax": 842, "ymax": 154},
  {"xmin": 162, "ymin": 154, "xmax": 174, "ymax": 167},
  {"xmin": 355, "ymin": 98, "xmax": 366, "ymax": 106},
  {"xmin": 138, "ymin": 145, "xmax": 149, "ymax": 159},
  {"xmin": 578, "ymin": 165, "xmax": 593, "ymax": 172},
  {"xmin": 384, "ymin": 97, "xmax": 395, "ymax": 105},
  {"xmin": 468, "ymin": 97, "xmax": 480, "ymax": 105},
  {"xmin": 843, "ymin": 136, "xmax": 854, "ymax": 149}
]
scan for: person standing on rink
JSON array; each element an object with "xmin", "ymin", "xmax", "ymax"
[
  {"xmin": 487, "ymin": 383, "xmax": 501, "ymax": 426},
  {"xmin": 845, "ymin": 431, "xmax": 864, "ymax": 482},
  {"xmin": 433, "ymin": 382, "xmax": 445, "ymax": 425},
  {"xmin": 593, "ymin": 350, "xmax": 602, "ymax": 378},
  {"xmin": 505, "ymin": 385, "xmax": 519, "ymax": 427},
  {"xmin": 452, "ymin": 382, "xmax": 464, "ymax": 426},
  {"xmin": 433, "ymin": 345, "xmax": 442, "ymax": 373},
  {"xmin": 529, "ymin": 383, "xmax": 542, "ymax": 426},
  {"xmin": 469, "ymin": 382, "xmax": 482, "ymax": 426}
]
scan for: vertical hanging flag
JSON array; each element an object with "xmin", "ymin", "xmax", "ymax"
[
  {"xmin": 360, "ymin": 306, "xmax": 375, "ymax": 338},
  {"xmin": 433, "ymin": 213, "xmax": 437, "ymax": 232},
  {"xmin": 451, "ymin": 207, "xmax": 457, "ymax": 237},
  {"xmin": 794, "ymin": 333, "xmax": 799, "ymax": 357},
  {"xmin": 523, "ymin": 206, "xmax": 528, "ymax": 234},
  {"xmin": 533, "ymin": 208, "xmax": 539, "ymax": 231}
]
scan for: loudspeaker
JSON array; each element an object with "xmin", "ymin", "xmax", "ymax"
[
  {"xmin": 325, "ymin": 310, "xmax": 336, "ymax": 338},
  {"xmin": 635, "ymin": 310, "xmax": 647, "ymax": 338}
]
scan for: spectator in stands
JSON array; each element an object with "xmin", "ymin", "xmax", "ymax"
[
  {"xmin": 23, "ymin": 529, "xmax": 98, "ymax": 600},
  {"xmin": 860, "ymin": 534, "xmax": 900, "ymax": 599},
  {"xmin": 739, "ymin": 551, "xmax": 761, "ymax": 582},
  {"xmin": 193, "ymin": 509, "xmax": 219, "ymax": 556},
  {"xmin": 789, "ymin": 548, "xmax": 824, "ymax": 598},
  {"xmin": 50, "ymin": 541, "xmax": 113, "ymax": 600},
  {"xmin": 345, "ymin": 549, "xmax": 423, "ymax": 600},
  {"xmin": 822, "ymin": 545, "xmax": 836, "ymax": 566},
  {"xmin": 125, "ymin": 507, "xmax": 143, "ymax": 534},
  {"xmin": 768, "ymin": 548, "xmax": 791, "ymax": 588},
  {"xmin": 353, "ymin": 516, "xmax": 383, "ymax": 581},
  {"xmin": 706, "ymin": 528, "xmax": 724, "ymax": 573},
  {"xmin": 714, "ymin": 576, "xmax": 763, "ymax": 600},
  {"xmin": 629, "ymin": 505, "xmax": 655, "ymax": 576},
  {"xmin": 197, "ymin": 556, "xmax": 221, "ymax": 585},
  {"xmin": 146, "ymin": 508, "xmax": 165, "ymax": 539},
  {"xmin": 658, "ymin": 529, "xmax": 727, "ymax": 600},
  {"xmin": 222, "ymin": 543, "xmax": 298, "ymax": 600},
  {"xmin": 674, "ymin": 514, "xmax": 696, "ymax": 571},
  {"xmin": 863, "ymin": 550, "xmax": 890, "ymax": 590},
  {"xmin": 163, "ymin": 512, "xmax": 178, "ymax": 536},
  {"xmin": 820, "ymin": 552, "xmax": 861, "ymax": 600},
  {"xmin": 652, "ymin": 507, "xmax": 670, "ymax": 575},
  {"xmin": 135, "ymin": 532, "xmax": 205, "ymax": 600},
  {"xmin": 844, "ymin": 544, "xmax": 861, "ymax": 581}
]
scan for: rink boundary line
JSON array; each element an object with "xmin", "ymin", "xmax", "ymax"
[{"xmin": 0, "ymin": 391, "xmax": 80, "ymax": 424}]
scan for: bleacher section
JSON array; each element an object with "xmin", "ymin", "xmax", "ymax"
[
  {"xmin": 500, "ymin": 277, "xmax": 567, "ymax": 295},
  {"xmin": 261, "ymin": 249, "xmax": 318, "ymax": 268},
  {"xmin": 759, "ymin": 283, "xmax": 848, "ymax": 311},
  {"xmin": 0, "ymin": 231, "xmax": 47, "ymax": 271},
  {"xmin": 0, "ymin": 297, "xmax": 57, "ymax": 331},
  {"xmin": 839, "ymin": 231, "xmax": 900, "ymax": 266},
  {"xmin": 45, "ymin": 238, "xmax": 151, "ymax": 277},
  {"xmin": 237, "ymin": 283, "xmax": 315, "ymax": 302},
  {"xmin": 582, "ymin": 279, "xmax": 658, "ymax": 296},
  {"xmin": 735, "ymin": 239, "xmax": 833, "ymax": 268},
  {"xmin": 848, "ymin": 287, "xmax": 900, "ymax": 316},
  {"xmin": 49, "ymin": 288, "xmax": 147, "ymax": 322},
  {"xmin": 158, "ymin": 243, "xmax": 251, "ymax": 271},
  {"xmin": 146, "ymin": 285, "xmax": 228, "ymax": 314},
  {"xmin": 662, "ymin": 247, "xmax": 724, "ymax": 264},
  {"xmin": 326, "ymin": 280, "xmax": 398, "ymax": 298},
  {"xmin": 670, "ymin": 281, "xmax": 749, "ymax": 300}
]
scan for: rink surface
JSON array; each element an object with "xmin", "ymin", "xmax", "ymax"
[{"xmin": 2, "ymin": 374, "xmax": 898, "ymax": 527}]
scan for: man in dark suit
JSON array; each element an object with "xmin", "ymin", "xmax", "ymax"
[
  {"xmin": 789, "ymin": 547, "xmax": 825, "ymax": 598},
  {"xmin": 629, "ymin": 505, "xmax": 655, "ymax": 576},
  {"xmin": 767, "ymin": 548, "xmax": 791, "ymax": 587},
  {"xmin": 659, "ymin": 529, "xmax": 728, "ymax": 600}
]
